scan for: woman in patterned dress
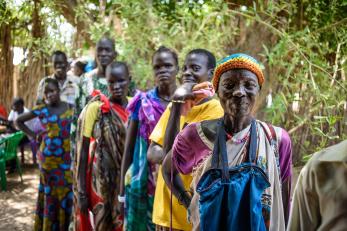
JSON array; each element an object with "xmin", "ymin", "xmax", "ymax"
[
  {"xmin": 74, "ymin": 61, "xmax": 131, "ymax": 231},
  {"xmin": 16, "ymin": 78, "xmax": 74, "ymax": 231}
]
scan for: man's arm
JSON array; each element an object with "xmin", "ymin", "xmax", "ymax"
[{"xmin": 282, "ymin": 179, "xmax": 291, "ymax": 225}]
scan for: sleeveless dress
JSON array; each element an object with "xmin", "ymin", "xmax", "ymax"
[{"xmin": 32, "ymin": 104, "xmax": 74, "ymax": 231}]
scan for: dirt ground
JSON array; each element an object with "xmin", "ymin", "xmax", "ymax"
[
  {"xmin": 0, "ymin": 149, "xmax": 302, "ymax": 231},
  {"xmin": 0, "ymin": 151, "xmax": 38, "ymax": 231}
]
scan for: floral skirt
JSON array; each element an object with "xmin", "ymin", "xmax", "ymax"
[{"xmin": 34, "ymin": 165, "xmax": 73, "ymax": 231}]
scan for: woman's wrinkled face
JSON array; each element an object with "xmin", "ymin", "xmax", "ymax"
[
  {"xmin": 152, "ymin": 51, "xmax": 178, "ymax": 88},
  {"xmin": 44, "ymin": 83, "xmax": 60, "ymax": 105},
  {"xmin": 218, "ymin": 69, "xmax": 260, "ymax": 118}
]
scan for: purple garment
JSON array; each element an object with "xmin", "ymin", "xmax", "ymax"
[
  {"xmin": 126, "ymin": 88, "xmax": 165, "ymax": 201},
  {"xmin": 278, "ymin": 129, "xmax": 292, "ymax": 183},
  {"xmin": 172, "ymin": 123, "xmax": 209, "ymax": 175},
  {"xmin": 172, "ymin": 122, "xmax": 293, "ymax": 183},
  {"xmin": 127, "ymin": 88, "xmax": 164, "ymax": 142}
]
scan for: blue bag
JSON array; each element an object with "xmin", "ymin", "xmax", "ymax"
[{"xmin": 196, "ymin": 120, "xmax": 270, "ymax": 231}]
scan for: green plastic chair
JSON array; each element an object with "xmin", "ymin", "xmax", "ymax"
[{"xmin": 0, "ymin": 132, "xmax": 25, "ymax": 191}]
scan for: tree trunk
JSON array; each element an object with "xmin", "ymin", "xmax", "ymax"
[
  {"xmin": 53, "ymin": 0, "xmax": 94, "ymax": 46},
  {"xmin": 18, "ymin": 0, "xmax": 46, "ymax": 108},
  {"xmin": 0, "ymin": 15, "xmax": 14, "ymax": 111}
]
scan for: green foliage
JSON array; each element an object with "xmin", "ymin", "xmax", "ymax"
[
  {"xmin": 3, "ymin": 0, "xmax": 347, "ymax": 164},
  {"xmin": 3, "ymin": 0, "xmax": 75, "ymax": 62},
  {"xmin": 79, "ymin": 0, "xmax": 236, "ymax": 89},
  {"xmin": 258, "ymin": 0, "xmax": 347, "ymax": 164}
]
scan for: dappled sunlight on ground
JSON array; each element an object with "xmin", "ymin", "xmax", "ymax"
[{"xmin": 0, "ymin": 150, "xmax": 38, "ymax": 231}]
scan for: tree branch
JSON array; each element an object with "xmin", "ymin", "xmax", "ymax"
[{"xmin": 51, "ymin": 0, "xmax": 94, "ymax": 46}]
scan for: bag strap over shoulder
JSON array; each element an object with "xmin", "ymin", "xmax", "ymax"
[
  {"xmin": 211, "ymin": 119, "xmax": 258, "ymax": 181},
  {"xmin": 248, "ymin": 120, "xmax": 258, "ymax": 163},
  {"xmin": 259, "ymin": 122, "xmax": 276, "ymax": 142},
  {"xmin": 211, "ymin": 119, "xmax": 230, "ymax": 181},
  {"xmin": 259, "ymin": 122, "xmax": 279, "ymax": 157}
]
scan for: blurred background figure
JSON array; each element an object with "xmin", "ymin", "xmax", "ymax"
[
  {"xmin": 8, "ymin": 97, "xmax": 41, "ymax": 165},
  {"xmin": 0, "ymin": 104, "xmax": 7, "ymax": 120},
  {"xmin": 288, "ymin": 140, "xmax": 347, "ymax": 231},
  {"xmin": 84, "ymin": 59, "xmax": 96, "ymax": 73},
  {"xmin": 36, "ymin": 50, "xmax": 80, "ymax": 106},
  {"xmin": 71, "ymin": 59, "xmax": 87, "ymax": 77}
]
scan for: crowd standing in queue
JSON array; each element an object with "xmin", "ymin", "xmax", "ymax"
[
  {"xmin": 10, "ymin": 35, "xmax": 346, "ymax": 231},
  {"xmin": 148, "ymin": 49, "xmax": 224, "ymax": 231}
]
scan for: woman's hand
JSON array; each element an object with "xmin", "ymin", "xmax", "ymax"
[
  {"xmin": 172, "ymin": 83, "xmax": 196, "ymax": 102},
  {"xmin": 33, "ymin": 131, "xmax": 45, "ymax": 144},
  {"xmin": 117, "ymin": 198, "xmax": 125, "ymax": 217},
  {"xmin": 78, "ymin": 192, "xmax": 89, "ymax": 214}
]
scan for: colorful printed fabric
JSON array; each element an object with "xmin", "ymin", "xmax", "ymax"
[
  {"xmin": 212, "ymin": 53, "xmax": 264, "ymax": 90},
  {"xmin": 70, "ymin": 70, "xmax": 110, "ymax": 166},
  {"xmin": 181, "ymin": 82, "xmax": 215, "ymax": 116},
  {"xmin": 75, "ymin": 69, "xmax": 110, "ymax": 115},
  {"xmin": 74, "ymin": 94, "xmax": 128, "ymax": 231},
  {"xmin": 124, "ymin": 88, "xmax": 166, "ymax": 231},
  {"xmin": 32, "ymin": 103, "xmax": 74, "ymax": 231}
]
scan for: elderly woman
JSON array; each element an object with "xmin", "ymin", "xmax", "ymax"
[{"xmin": 162, "ymin": 53, "xmax": 292, "ymax": 231}]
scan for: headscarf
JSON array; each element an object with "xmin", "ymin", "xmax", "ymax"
[{"xmin": 212, "ymin": 53, "xmax": 264, "ymax": 91}]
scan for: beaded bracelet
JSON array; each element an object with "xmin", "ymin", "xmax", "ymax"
[
  {"xmin": 118, "ymin": 195, "xmax": 125, "ymax": 203},
  {"xmin": 78, "ymin": 191, "xmax": 87, "ymax": 198},
  {"xmin": 171, "ymin": 99, "xmax": 185, "ymax": 104}
]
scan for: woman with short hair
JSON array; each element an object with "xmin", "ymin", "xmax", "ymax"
[
  {"xmin": 16, "ymin": 78, "xmax": 74, "ymax": 231},
  {"xmin": 74, "ymin": 61, "xmax": 130, "ymax": 231},
  {"xmin": 120, "ymin": 46, "xmax": 179, "ymax": 231}
]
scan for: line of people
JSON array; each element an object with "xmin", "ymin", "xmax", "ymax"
[{"xmin": 13, "ymin": 36, "xmax": 347, "ymax": 231}]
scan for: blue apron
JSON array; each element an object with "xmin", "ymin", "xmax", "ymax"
[{"xmin": 196, "ymin": 120, "xmax": 270, "ymax": 231}]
